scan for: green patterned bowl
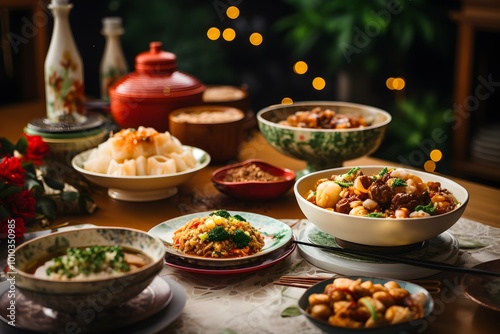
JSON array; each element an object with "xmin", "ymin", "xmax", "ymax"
[{"xmin": 256, "ymin": 101, "xmax": 391, "ymax": 175}]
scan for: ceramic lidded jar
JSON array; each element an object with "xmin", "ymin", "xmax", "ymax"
[{"xmin": 109, "ymin": 41, "xmax": 205, "ymax": 131}]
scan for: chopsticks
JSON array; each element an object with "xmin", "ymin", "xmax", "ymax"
[
  {"xmin": 294, "ymin": 240, "xmax": 500, "ymax": 277},
  {"xmin": 275, "ymin": 275, "xmax": 442, "ymax": 293}
]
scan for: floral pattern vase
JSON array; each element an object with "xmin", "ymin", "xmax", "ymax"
[{"xmin": 44, "ymin": 0, "xmax": 86, "ymax": 124}]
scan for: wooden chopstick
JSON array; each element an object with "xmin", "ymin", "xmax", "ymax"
[
  {"xmin": 294, "ymin": 240, "xmax": 500, "ymax": 277},
  {"xmin": 274, "ymin": 275, "xmax": 442, "ymax": 293}
]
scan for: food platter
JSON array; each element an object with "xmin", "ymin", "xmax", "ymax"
[
  {"xmin": 461, "ymin": 259, "xmax": 500, "ymax": 312},
  {"xmin": 148, "ymin": 211, "xmax": 293, "ymax": 267},
  {"xmin": 164, "ymin": 237, "xmax": 296, "ymax": 274},
  {"xmin": 72, "ymin": 146, "xmax": 210, "ymax": 201},
  {"xmin": 0, "ymin": 277, "xmax": 186, "ymax": 334}
]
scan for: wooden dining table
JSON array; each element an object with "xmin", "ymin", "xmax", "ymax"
[{"xmin": 1, "ymin": 107, "xmax": 500, "ymax": 333}]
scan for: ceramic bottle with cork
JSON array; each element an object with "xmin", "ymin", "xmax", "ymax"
[
  {"xmin": 44, "ymin": 0, "xmax": 86, "ymax": 124},
  {"xmin": 100, "ymin": 17, "xmax": 128, "ymax": 101}
]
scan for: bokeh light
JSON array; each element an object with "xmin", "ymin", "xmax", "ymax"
[
  {"xmin": 226, "ymin": 6, "xmax": 240, "ymax": 19},
  {"xmin": 207, "ymin": 27, "xmax": 221, "ymax": 40},
  {"xmin": 281, "ymin": 97, "xmax": 293, "ymax": 104},
  {"xmin": 312, "ymin": 77, "xmax": 326, "ymax": 90},
  {"xmin": 386, "ymin": 77, "xmax": 406, "ymax": 90},
  {"xmin": 424, "ymin": 160, "xmax": 436, "ymax": 172},
  {"xmin": 393, "ymin": 77, "xmax": 405, "ymax": 90},
  {"xmin": 249, "ymin": 32, "xmax": 263, "ymax": 46},
  {"xmin": 430, "ymin": 149, "xmax": 443, "ymax": 162},
  {"xmin": 293, "ymin": 61, "xmax": 308, "ymax": 74},
  {"xmin": 222, "ymin": 28, "xmax": 236, "ymax": 41}
]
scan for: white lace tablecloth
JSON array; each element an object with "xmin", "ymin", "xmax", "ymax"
[{"xmin": 159, "ymin": 218, "xmax": 500, "ymax": 334}]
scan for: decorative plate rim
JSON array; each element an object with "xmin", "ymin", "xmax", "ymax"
[{"xmin": 148, "ymin": 211, "xmax": 293, "ymax": 267}]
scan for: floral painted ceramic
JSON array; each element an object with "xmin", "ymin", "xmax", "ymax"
[
  {"xmin": 256, "ymin": 101, "xmax": 391, "ymax": 175},
  {"xmin": 44, "ymin": 0, "xmax": 86, "ymax": 124},
  {"xmin": 12, "ymin": 227, "xmax": 165, "ymax": 313}
]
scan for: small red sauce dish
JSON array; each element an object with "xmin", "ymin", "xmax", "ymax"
[{"xmin": 211, "ymin": 159, "xmax": 296, "ymax": 200}]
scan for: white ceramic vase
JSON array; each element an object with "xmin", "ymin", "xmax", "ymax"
[
  {"xmin": 44, "ymin": 0, "xmax": 86, "ymax": 124},
  {"xmin": 100, "ymin": 17, "xmax": 128, "ymax": 101}
]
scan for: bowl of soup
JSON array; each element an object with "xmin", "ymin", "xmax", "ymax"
[{"xmin": 11, "ymin": 227, "xmax": 165, "ymax": 313}]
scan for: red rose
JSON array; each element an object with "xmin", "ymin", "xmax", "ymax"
[
  {"xmin": 4, "ymin": 189, "xmax": 36, "ymax": 220},
  {"xmin": 0, "ymin": 157, "xmax": 25, "ymax": 186},
  {"xmin": 23, "ymin": 135, "xmax": 50, "ymax": 165},
  {"xmin": 0, "ymin": 217, "xmax": 26, "ymax": 239}
]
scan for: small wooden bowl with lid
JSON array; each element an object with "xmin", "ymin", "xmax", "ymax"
[{"xmin": 169, "ymin": 105, "xmax": 246, "ymax": 163}]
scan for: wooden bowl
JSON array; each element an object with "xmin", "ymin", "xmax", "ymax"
[
  {"xmin": 202, "ymin": 85, "xmax": 249, "ymax": 111},
  {"xmin": 169, "ymin": 105, "xmax": 246, "ymax": 163}
]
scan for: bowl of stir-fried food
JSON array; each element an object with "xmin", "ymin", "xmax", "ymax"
[
  {"xmin": 294, "ymin": 166, "xmax": 468, "ymax": 246},
  {"xmin": 298, "ymin": 276, "xmax": 434, "ymax": 334},
  {"xmin": 11, "ymin": 227, "xmax": 165, "ymax": 313},
  {"xmin": 256, "ymin": 101, "xmax": 391, "ymax": 176}
]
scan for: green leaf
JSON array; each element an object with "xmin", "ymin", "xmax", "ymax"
[
  {"xmin": 37, "ymin": 197, "xmax": 57, "ymax": 220},
  {"xmin": 0, "ymin": 205, "xmax": 11, "ymax": 220},
  {"xmin": 281, "ymin": 305, "xmax": 302, "ymax": 317},
  {"xmin": 14, "ymin": 136, "xmax": 28, "ymax": 155},
  {"xmin": 25, "ymin": 178, "xmax": 44, "ymax": 197},
  {"xmin": 457, "ymin": 238, "xmax": 488, "ymax": 249},
  {"xmin": 61, "ymin": 191, "xmax": 79, "ymax": 201},
  {"xmin": 0, "ymin": 185, "xmax": 22, "ymax": 198},
  {"xmin": 43, "ymin": 176, "xmax": 65, "ymax": 191},
  {"xmin": 0, "ymin": 137, "xmax": 15, "ymax": 155}
]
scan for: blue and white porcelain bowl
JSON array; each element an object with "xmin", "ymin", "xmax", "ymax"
[
  {"xmin": 257, "ymin": 101, "xmax": 391, "ymax": 176},
  {"xmin": 12, "ymin": 227, "xmax": 165, "ymax": 313}
]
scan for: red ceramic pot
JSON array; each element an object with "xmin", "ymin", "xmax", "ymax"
[{"xmin": 109, "ymin": 41, "xmax": 205, "ymax": 131}]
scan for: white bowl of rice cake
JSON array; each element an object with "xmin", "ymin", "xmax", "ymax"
[
  {"xmin": 11, "ymin": 227, "xmax": 165, "ymax": 313},
  {"xmin": 71, "ymin": 126, "xmax": 211, "ymax": 201}
]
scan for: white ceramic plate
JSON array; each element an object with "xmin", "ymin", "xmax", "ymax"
[
  {"xmin": 72, "ymin": 146, "xmax": 210, "ymax": 201},
  {"xmin": 0, "ymin": 277, "xmax": 186, "ymax": 334},
  {"xmin": 297, "ymin": 222, "xmax": 459, "ymax": 279},
  {"xmin": 149, "ymin": 211, "xmax": 293, "ymax": 267}
]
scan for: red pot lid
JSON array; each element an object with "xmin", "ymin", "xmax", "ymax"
[{"xmin": 110, "ymin": 41, "xmax": 205, "ymax": 99}]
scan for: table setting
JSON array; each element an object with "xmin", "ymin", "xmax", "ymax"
[
  {"xmin": 1, "ymin": 1, "xmax": 500, "ymax": 332},
  {"xmin": 2, "ymin": 97, "xmax": 500, "ymax": 333}
]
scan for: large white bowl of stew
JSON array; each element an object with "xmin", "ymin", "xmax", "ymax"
[
  {"xmin": 11, "ymin": 227, "xmax": 165, "ymax": 313},
  {"xmin": 294, "ymin": 166, "xmax": 468, "ymax": 247}
]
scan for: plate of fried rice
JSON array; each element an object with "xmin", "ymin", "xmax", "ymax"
[{"xmin": 148, "ymin": 210, "xmax": 293, "ymax": 267}]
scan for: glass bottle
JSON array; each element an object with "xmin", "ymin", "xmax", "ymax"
[
  {"xmin": 44, "ymin": 0, "xmax": 86, "ymax": 124},
  {"xmin": 100, "ymin": 17, "xmax": 128, "ymax": 101}
]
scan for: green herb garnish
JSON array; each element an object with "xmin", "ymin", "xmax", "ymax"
[
  {"xmin": 414, "ymin": 202, "xmax": 436, "ymax": 215},
  {"xmin": 378, "ymin": 167, "xmax": 388, "ymax": 176},
  {"xmin": 392, "ymin": 178, "xmax": 407, "ymax": 187},
  {"xmin": 46, "ymin": 245, "xmax": 130, "ymax": 278},
  {"xmin": 334, "ymin": 181, "xmax": 353, "ymax": 187},
  {"xmin": 346, "ymin": 167, "xmax": 360, "ymax": 175},
  {"xmin": 366, "ymin": 212, "xmax": 384, "ymax": 218}
]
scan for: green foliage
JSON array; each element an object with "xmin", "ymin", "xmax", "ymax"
[
  {"xmin": 276, "ymin": 0, "xmax": 438, "ymax": 72},
  {"xmin": 111, "ymin": 0, "xmax": 234, "ymax": 84}
]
